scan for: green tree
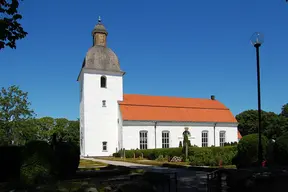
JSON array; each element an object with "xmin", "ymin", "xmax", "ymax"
[
  {"xmin": 0, "ymin": 0, "xmax": 27, "ymax": 49},
  {"xmin": 0, "ymin": 85, "xmax": 34, "ymax": 145},
  {"xmin": 281, "ymin": 103, "xmax": 288, "ymax": 118},
  {"xmin": 34, "ymin": 117, "xmax": 79, "ymax": 145},
  {"xmin": 14, "ymin": 118, "xmax": 38, "ymax": 145},
  {"xmin": 236, "ymin": 110, "xmax": 259, "ymax": 136},
  {"xmin": 236, "ymin": 109, "xmax": 288, "ymax": 140},
  {"xmin": 263, "ymin": 113, "xmax": 288, "ymax": 139},
  {"xmin": 36, "ymin": 117, "xmax": 55, "ymax": 142},
  {"xmin": 53, "ymin": 118, "xmax": 69, "ymax": 140},
  {"xmin": 63, "ymin": 120, "xmax": 79, "ymax": 146}
]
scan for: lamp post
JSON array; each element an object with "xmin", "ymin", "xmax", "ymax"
[{"xmin": 250, "ymin": 32, "xmax": 264, "ymax": 165}]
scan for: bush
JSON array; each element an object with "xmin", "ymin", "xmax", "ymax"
[
  {"xmin": 232, "ymin": 134, "xmax": 268, "ymax": 168},
  {"xmin": 224, "ymin": 142, "xmax": 238, "ymax": 146},
  {"xmin": 0, "ymin": 146, "xmax": 24, "ymax": 182},
  {"xmin": 20, "ymin": 140, "xmax": 54, "ymax": 186},
  {"xmin": 113, "ymin": 146, "xmax": 237, "ymax": 166},
  {"xmin": 274, "ymin": 132, "xmax": 288, "ymax": 166},
  {"xmin": 113, "ymin": 148, "xmax": 182, "ymax": 160},
  {"xmin": 189, "ymin": 146, "xmax": 237, "ymax": 166},
  {"xmin": 52, "ymin": 141, "xmax": 80, "ymax": 178},
  {"xmin": 266, "ymin": 139, "xmax": 275, "ymax": 166}
]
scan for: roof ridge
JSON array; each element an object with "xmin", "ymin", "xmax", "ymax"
[
  {"xmin": 119, "ymin": 103, "xmax": 229, "ymax": 110},
  {"xmin": 123, "ymin": 93, "xmax": 214, "ymax": 101}
]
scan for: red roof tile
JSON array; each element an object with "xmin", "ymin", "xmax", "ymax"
[
  {"xmin": 119, "ymin": 94, "xmax": 237, "ymax": 123},
  {"xmin": 238, "ymin": 131, "xmax": 242, "ymax": 139}
]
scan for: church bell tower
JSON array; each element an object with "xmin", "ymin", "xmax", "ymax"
[{"xmin": 78, "ymin": 17, "xmax": 125, "ymax": 157}]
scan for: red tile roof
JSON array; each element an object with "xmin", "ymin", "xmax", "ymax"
[
  {"xmin": 238, "ymin": 131, "xmax": 242, "ymax": 140},
  {"xmin": 119, "ymin": 94, "xmax": 237, "ymax": 123}
]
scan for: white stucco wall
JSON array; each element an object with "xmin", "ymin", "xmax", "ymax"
[
  {"xmin": 117, "ymin": 105, "xmax": 123, "ymax": 151},
  {"xmin": 81, "ymin": 70, "xmax": 123, "ymax": 156},
  {"xmin": 122, "ymin": 121, "xmax": 238, "ymax": 150},
  {"xmin": 79, "ymin": 73, "xmax": 85, "ymax": 156}
]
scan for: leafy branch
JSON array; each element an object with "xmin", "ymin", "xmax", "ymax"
[{"xmin": 0, "ymin": 0, "xmax": 27, "ymax": 50}]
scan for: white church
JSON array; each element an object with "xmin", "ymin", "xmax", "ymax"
[{"xmin": 78, "ymin": 19, "xmax": 241, "ymax": 157}]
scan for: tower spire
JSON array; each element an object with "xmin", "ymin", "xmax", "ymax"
[{"xmin": 92, "ymin": 17, "xmax": 108, "ymax": 47}]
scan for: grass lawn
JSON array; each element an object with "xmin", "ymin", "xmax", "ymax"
[
  {"xmin": 96, "ymin": 157, "xmax": 236, "ymax": 169},
  {"xmin": 79, "ymin": 159, "xmax": 107, "ymax": 169},
  {"xmin": 96, "ymin": 157, "xmax": 190, "ymax": 166}
]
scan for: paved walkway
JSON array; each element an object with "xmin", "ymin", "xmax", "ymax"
[
  {"xmin": 82, "ymin": 158, "xmax": 209, "ymax": 192},
  {"xmin": 82, "ymin": 157, "xmax": 152, "ymax": 168}
]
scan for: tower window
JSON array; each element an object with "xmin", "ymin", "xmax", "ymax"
[
  {"xmin": 102, "ymin": 141, "xmax": 107, "ymax": 151},
  {"xmin": 100, "ymin": 76, "xmax": 107, "ymax": 88},
  {"xmin": 102, "ymin": 100, "xmax": 106, "ymax": 107}
]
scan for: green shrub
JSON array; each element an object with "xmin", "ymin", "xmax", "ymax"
[
  {"xmin": 266, "ymin": 139, "xmax": 275, "ymax": 165},
  {"xmin": 0, "ymin": 146, "xmax": 24, "ymax": 182},
  {"xmin": 274, "ymin": 132, "xmax": 288, "ymax": 166},
  {"xmin": 156, "ymin": 155, "xmax": 169, "ymax": 162},
  {"xmin": 224, "ymin": 142, "xmax": 238, "ymax": 146},
  {"xmin": 188, "ymin": 146, "xmax": 237, "ymax": 166},
  {"xmin": 52, "ymin": 141, "xmax": 80, "ymax": 178},
  {"xmin": 20, "ymin": 140, "xmax": 54, "ymax": 186},
  {"xmin": 113, "ymin": 148, "xmax": 182, "ymax": 160},
  {"xmin": 232, "ymin": 134, "xmax": 268, "ymax": 168},
  {"xmin": 114, "ymin": 146, "xmax": 237, "ymax": 166}
]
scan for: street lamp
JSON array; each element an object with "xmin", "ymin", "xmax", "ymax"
[{"xmin": 250, "ymin": 32, "xmax": 264, "ymax": 166}]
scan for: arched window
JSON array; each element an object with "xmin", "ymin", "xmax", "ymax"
[
  {"xmin": 201, "ymin": 131, "xmax": 208, "ymax": 147},
  {"xmin": 219, "ymin": 131, "xmax": 226, "ymax": 147},
  {"xmin": 162, "ymin": 131, "xmax": 170, "ymax": 148},
  {"xmin": 139, "ymin": 131, "xmax": 148, "ymax": 149},
  {"xmin": 100, "ymin": 76, "xmax": 107, "ymax": 88}
]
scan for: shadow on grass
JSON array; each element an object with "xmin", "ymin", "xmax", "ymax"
[{"xmin": 161, "ymin": 163, "xmax": 220, "ymax": 172}]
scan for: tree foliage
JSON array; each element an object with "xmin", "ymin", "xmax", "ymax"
[
  {"xmin": 281, "ymin": 103, "xmax": 288, "ymax": 118},
  {"xmin": 0, "ymin": 0, "xmax": 27, "ymax": 49},
  {"xmin": 0, "ymin": 85, "xmax": 80, "ymax": 146},
  {"xmin": 236, "ymin": 108, "xmax": 288, "ymax": 140},
  {"xmin": 0, "ymin": 85, "xmax": 34, "ymax": 145}
]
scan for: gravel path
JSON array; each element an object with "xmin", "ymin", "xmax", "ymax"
[{"xmin": 83, "ymin": 158, "xmax": 152, "ymax": 168}]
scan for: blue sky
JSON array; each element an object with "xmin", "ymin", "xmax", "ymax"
[{"xmin": 0, "ymin": 0, "xmax": 288, "ymax": 120}]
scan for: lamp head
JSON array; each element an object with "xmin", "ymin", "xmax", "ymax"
[{"xmin": 250, "ymin": 32, "xmax": 264, "ymax": 47}]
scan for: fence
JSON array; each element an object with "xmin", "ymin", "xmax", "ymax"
[{"xmin": 207, "ymin": 170, "xmax": 222, "ymax": 192}]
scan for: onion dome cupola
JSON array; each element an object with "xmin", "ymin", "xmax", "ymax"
[
  {"xmin": 78, "ymin": 17, "xmax": 124, "ymax": 79},
  {"xmin": 92, "ymin": 16, "xmax": 108, "ymax": 47}
]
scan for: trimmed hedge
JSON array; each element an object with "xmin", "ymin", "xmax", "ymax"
[
  {"xmin": 53, "ymin": 141, "xmax": 80, "ymax": 178},
  {"xmin": 114, "ymin": 148, "xmax": 182, "ymax": 160},
  {"xmin": 0, "ymin": 138, "xmax": 80, "ymax": 184},
  {"xmin": 20, "ymin": 140, "xmax": 55, "ymax": 185},
  {"xmin": 232, "ymin": 134, "xmax": 268, "ymax": 168},
  {"xmin": 274, "ymin": 132, "xmax": 288, "ymax": 166},
  {"xmin": 188, "ymin": 146, "xmax": 237, "ymax": 166},
  {"xmin": 0, "ymin": 145, "xmax": 24, "ymax": 182},
  {"xmin": 113, "ymin": 146, "xmax": 237, "ymax": 166}
]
